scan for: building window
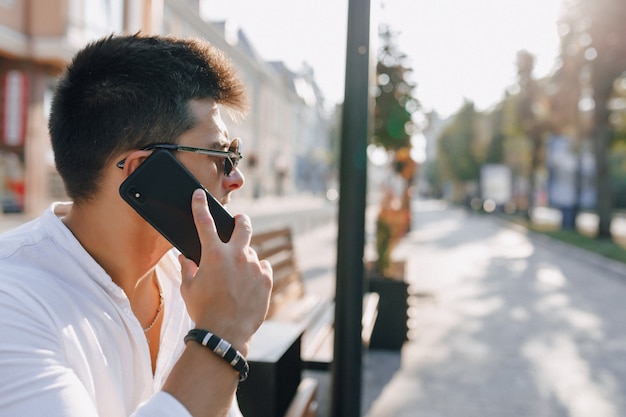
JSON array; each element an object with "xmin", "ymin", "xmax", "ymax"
[{"xmin": 68, "ymin": 0, "xmax": 123, "ymax": 41}]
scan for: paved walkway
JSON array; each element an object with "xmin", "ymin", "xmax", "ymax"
[{"xmin": 359, "ymin": 201, "xmax": 626, "ymax": 417}]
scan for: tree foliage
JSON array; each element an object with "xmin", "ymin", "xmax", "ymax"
[
  {"xmin": 484, "ymin": 104, "xmax": 506, "ymax": 164},
  {"xmin": 370, "ymin": 25, "xmax": 421, "ymax": 270},
  {"xmin": 557, "ymin": 0, "xmax": 626, "ymax": 237},
  {"xmin": 372, "ymin": 25, "xmax": 419, "ymax": 152},
  {"xmin": 438, "ymin": 101, "xmax": 481, "ymax": 183},
  {"xmin": 514, "ymin": 50, "xmax": 545, "ymax": 216}
]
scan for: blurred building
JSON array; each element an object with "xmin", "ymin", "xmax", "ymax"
[{"xmin": 0, "ymin": 0, "xmax": 333, "ymax": 216}]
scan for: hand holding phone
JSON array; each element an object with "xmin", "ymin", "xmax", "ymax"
[{"xmin": 119, "ymin": 149, "xmax": 235, "ymax": 264}]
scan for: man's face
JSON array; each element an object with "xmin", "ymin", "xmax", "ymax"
[{"xmin": 174, "ymin": 99, "xmax": 245, "ymax": 206}]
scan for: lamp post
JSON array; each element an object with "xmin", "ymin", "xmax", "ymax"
[{"xmin": 331, "ymin": 0, "xmax": 372, "ymax": 416}]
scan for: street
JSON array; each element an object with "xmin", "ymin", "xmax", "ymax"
[{"xmin": 362, "ymin": 201, "xmax": 626, "ymax": 417}]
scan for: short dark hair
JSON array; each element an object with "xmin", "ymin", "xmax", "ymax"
[{"xmin": 49, "ymin": 33, "xmax": 247, "ymax": 202}]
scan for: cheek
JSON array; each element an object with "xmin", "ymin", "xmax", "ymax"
[
  {"xmin": 202, "ymin": 175, "xmax": 223, "ymax": 197},
  {"xmin": 194, "ymin": 166, "xmax": 221, "ymax": 192},
  {"xmin": 182, "ymin": 156, "xmax": 222, "ymax": 194}
]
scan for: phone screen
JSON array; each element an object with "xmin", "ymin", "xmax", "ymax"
[{"xmin": 119, "ymin": 149, "xmax": 235, "ymax": 264}]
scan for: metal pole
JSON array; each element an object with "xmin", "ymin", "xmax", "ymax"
[{"xmin": 331, "ymin": 0, "xmax": 371, "ymax": 416}]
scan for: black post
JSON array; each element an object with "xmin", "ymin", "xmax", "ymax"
[{"xmin": 331, "ymin": 0, "xmax": 371, "ymax": 416}]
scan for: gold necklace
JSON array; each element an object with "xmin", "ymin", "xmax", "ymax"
[{"xmin": 143, "ymin": 275, "xmax": 163, "ymax": 333}]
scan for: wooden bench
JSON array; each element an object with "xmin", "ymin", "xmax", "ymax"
[
  {"xmin": 250, "ymin": 227, "xmax": 378, "ymax": 365},
  {"xmin": 238, "ymin": 226, "xmax": 379, "ymax": 417},
  {"xmin": 251, "ymin": 227, "xmax": 326, "ymax": 323},
  {"xmin": 249, "ymin": 227, "xmax": 333, "ymax": 366},
  {"xmin": 283, "ymin": 377, "xmax": 318, "ymax": 417}
]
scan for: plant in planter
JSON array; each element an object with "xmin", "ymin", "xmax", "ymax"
[
  {"xmin": 375, "ymin": 203, "xmax": 393, "ymax": 276},
  {"xmin": 367, "ymin": 191, "xmax": 410, "ymax": 350},
  {"xmin": 367, "ymin": 25, "xmax": 417, "ymax": 349},
  {"xmin": 371, "ymin": 186, "xmax": 409, "ymax": 278}
]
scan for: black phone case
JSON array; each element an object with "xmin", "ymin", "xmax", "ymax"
[{"xmin": 119, "ymin": 148, "xmax": 235, "ymax": 264}]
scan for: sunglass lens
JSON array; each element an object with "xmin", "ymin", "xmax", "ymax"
[
  {"xmin": 224, "ymin": 139, "xmax": 241, "ymax": 176},
  {"xmin": 224, "ymin": 158, "xmax": 233, "ymax": 176}
]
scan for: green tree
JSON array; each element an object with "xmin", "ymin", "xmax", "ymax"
[
  {"xmin": 514, "ymin": 50, "xmax": 545, "ymax": 218},
  {"xmin": 485, "ymin": 104, "xmax": 506, "ymax": 165},
  {"xmin": 558, "ymin": 0, "xmax": 626, "ymax": 237},
  {"xmin": 370, "ymin": 25, "xmax": 421, "ymax": 272},
  {"xmin": 437, "ymin": 101, "xmax": 481, "ymax": 201},
  {"xmin": 371, "ymin": 25, "xmax": 419, "ymax": 153},
  {"xmin": 612, "ymin": 75, "xmax": 626, "ymax": 144}
]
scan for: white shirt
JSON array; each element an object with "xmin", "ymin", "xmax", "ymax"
[{"xmin": 0, "ymin": 203, "xmax": 242, "ymax": 417}]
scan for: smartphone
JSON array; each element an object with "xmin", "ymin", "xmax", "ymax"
[{"xmin": 119, "ymin": 148, "xmax": 235, "ymax": 265}]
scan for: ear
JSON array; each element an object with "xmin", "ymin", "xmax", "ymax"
[{"xmin": 121, "ymin": 150, "xmax": 153, "ymax": 176}]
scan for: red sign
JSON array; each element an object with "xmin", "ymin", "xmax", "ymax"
[{"xmin": 1, "ymin": 70, "xmax": 29, "ymax": 146}]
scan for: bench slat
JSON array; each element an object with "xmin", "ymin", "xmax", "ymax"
[
  {"xmin": 251, "ymin": 228, "xmax": 304, "ymax": 321},
  {"xmin": 283, "ymin": 377, "xmax": 319, "ymax": 417}
]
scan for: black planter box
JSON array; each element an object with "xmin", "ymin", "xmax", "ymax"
[
  {"xmin": 237, "ymin": 322, "xmax": 303, "ymax": 417},
  {"xmin": 366, "ymin": 262, "xmax": 409, "ymax": 350}
]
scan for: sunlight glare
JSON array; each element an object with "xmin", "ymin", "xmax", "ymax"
[
  {"xmin": 367, "ymin": 144, "xmax": 389, "ymax": 166},
  {"xmin": 523, "ymin": 335, "xmax": 618, "ymax": 417}
]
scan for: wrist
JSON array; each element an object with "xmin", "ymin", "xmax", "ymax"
[
  {"xmin": 184, "ymin": 329, "xmax": 249, "ymax": 382},
  {"xmin": 192, "ymin": 321, "xmax": 251, "ymax": 355}
]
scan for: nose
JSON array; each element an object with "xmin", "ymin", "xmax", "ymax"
[{"xmin": 223, "ymin": 168, "xmax": 244, "ymax": 191}]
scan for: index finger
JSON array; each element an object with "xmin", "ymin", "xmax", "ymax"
[
  {"xmin": 190, "ymin": 188, "xmax": 221, "ymax": 252},
  {"xmin": 228, "ymin": 213, "xmax": 253, "ymax": 248}
]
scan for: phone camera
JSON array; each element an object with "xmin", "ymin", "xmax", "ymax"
[{"xmin": 127, "ymin": 187, "xmax": 145, "ymax": 203}]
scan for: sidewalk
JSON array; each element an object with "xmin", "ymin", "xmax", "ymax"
[
  {"xmin": 228, "ymin": 194, "xmax": 337, "ymax": 236},
  {"xmin": 359, "ymin": 201, "xmax": 626, "ymax": 417}
]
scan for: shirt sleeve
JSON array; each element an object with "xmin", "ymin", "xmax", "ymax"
[
  {"xmin": 132, "ymin": 392, "xmax": 244, "ymax": 417},
  {"xmin": 131, "ymin": 391, "xmax": 192, "ymax": 417}
]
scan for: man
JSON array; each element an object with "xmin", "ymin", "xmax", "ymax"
[{"xmin": 0, "ymin": 34, "xmax": 272, "ymax": 417}]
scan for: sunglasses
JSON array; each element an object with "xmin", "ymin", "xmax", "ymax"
[{"xmin": 116, "ymin": 138, "xmax": 243, "ymax": 176}]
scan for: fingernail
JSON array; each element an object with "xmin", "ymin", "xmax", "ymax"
[{"xmin": 193, "ymin": 189, "xmax": 204, "ymax": 200}]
